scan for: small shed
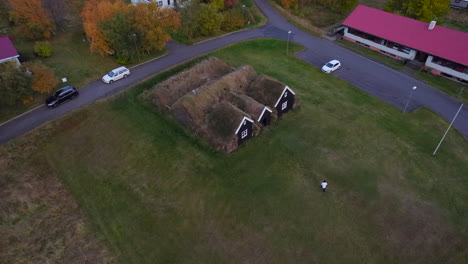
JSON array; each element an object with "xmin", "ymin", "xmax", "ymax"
[
  {"xmin": 235, "ymin": 116, "xmax": 255, "ymax": 146},
  {"xmin": 258, "ymin": 106, "xmax": 273, "ymax": 126},
  {"xmin": 205, "ymin": 101, "xmax": 256, "ymax": 152},
  {"xmin": 274, "ymin": 86, "xmax": 296, "ymax": 116},
  {"xmin": 246, "ymin": 75, "xmax": 299, "ymax": 116},
  {"xmin": 225, "ymin": 92, "xmax": 274, "ymax": 129}
]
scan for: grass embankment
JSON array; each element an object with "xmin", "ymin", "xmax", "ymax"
[{"xmin": 2, "ymin": 39, "xmax": 468, "ymax": 264}]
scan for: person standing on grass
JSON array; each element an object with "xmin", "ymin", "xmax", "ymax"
[{"xmin": 321, "ymin": 180, "xmax": 328, "ymax": 192}]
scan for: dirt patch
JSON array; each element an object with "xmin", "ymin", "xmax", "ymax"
[
  {"xmin": 0, "ymin": 138, "xmax": 114, "ymax": 264},
  {"xmin": 373, "ymin": 183, "xmax": 468, "ymax": 264}
]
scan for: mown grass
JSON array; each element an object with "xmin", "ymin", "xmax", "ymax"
[
  {"xmin": 336, "ymin": 40, "xmax": 405, "ymax": 70},
  {"xmin": 3, "ymin": 39, "xmax": 468, "ymax": 264}
]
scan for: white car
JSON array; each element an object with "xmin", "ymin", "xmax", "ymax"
[
  {"xmin": 102, "ymin": 66, "xmax": 130, "ymax": 84},
  {"xmin": 321, "ymin": 60, "xmax": 341, "ymax": 73}
]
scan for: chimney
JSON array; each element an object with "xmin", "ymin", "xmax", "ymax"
[{"xmin": 428, "ymin": 21, "xmax": 436, "ymax": 30}]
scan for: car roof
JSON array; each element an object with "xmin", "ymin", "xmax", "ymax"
[
  {"xmin": 329, "ymin": 60, "xmax": 340, "ymax": 64},
  {"xmin": 57, "ymin": 86, "xmax": 75, "ymax": 92},
  {"xmin": 113, "ymin": 66, "xmax": 128, "ymax": 72}
]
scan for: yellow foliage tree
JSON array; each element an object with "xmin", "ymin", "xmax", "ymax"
[
  {"xmin": 81, "ymin": 0, "xmax": 128, "ymax": 55},
  {"xmin": 23, "ymin": 62, "xmax": 59, "ymax": 94},
  {"xmin": 132, "ymin": 3, "xmax": 180, "ymax": 53},
  {"xmin": 8, "ymin": 0, "xmax": 56, "ymax": 39}
]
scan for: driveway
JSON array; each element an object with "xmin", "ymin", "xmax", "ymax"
[{"xmin": 0, "ymin": 0, "xmax": 466, "ymax": 144}]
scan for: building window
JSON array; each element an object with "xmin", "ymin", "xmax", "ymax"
[
  {"xmin": 158, "ymin": 1, "xmax": 163, "ymax": 6},
  {"xmin": 401, "ymin": 47, "xmax": 411, "ymax": 54},
  {"xmin": 241, "ymin": 129, "xmax": 248, "ymax": 139},
  {"xmin": 284, "ymin": 91, "xmax": 288, "ymax": 97},
  {"xmin": 380, "ymin": 39, "xmax": 387, "ymax": 46},
  {"xmin": 281, "ymin": 101, "xmax": 287, "ymax": 110}
]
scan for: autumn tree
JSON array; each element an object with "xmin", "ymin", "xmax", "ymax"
[
  {"xmin": 197, "ymin": 3, "xmax": 224, "ymax": 36},
  {"xmin": 8, "ymin": 0, "xmax": 56, "ymax": 39},
  {"xmin": 99, "ymin": 12, "xmax": 137, "ymax": 63},
  {"xmin": 385, "ymin": 0, "xmax": 451, "ymax": 22},
  {"xmin": 224, "ymin": 0, "xmax": 239, "ymax": 9},
  {"xmin": 132, "ymin": 3, "xmax": 180, "ymax": 53},
  {"xmin": 81, "ymin": 0, "xmax": 127, "ymax": 55},
  {"xmin": 0, "ymin": 63, "xmax": 32, "ymax": 106},
  {"xmin": 23, "ymin": 61, "xmax": 59, "ymax": 94}
]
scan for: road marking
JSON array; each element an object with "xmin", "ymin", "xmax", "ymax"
[{"xmin": 0, "ymin": 104, "xmax": 44, "ymax": 128}]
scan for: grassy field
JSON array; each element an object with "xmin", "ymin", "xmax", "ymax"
[{"xmin": 2, "ymin": 39, "xmax": 468, "ymax": 264}]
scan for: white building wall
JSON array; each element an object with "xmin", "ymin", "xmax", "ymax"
[
  {"xmin": 131, "ymin": 0, "xmax": 174, "ymax": 8},
  {"xmin": 425, "ymin": 56, "xmax": 468, "ymax": 81},
  {"xmin": 343, "ymin": 28, "xmax": 417, "ymax": 60}
]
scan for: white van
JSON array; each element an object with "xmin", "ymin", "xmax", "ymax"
[{"xmin": 102, "ymin": 66, "xmax": 130, "ymax": 84}]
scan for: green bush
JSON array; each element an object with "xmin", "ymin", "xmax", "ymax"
[{"xmin": 34, "ymin": 41, "xmax": 53, "ymax": 57}]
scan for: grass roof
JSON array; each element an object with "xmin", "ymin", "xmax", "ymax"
[
  {"xmin": 246, "ymin": 75, "xmax": 287, "ymax": 107},
  {"xmin": 225, "ymin": 92, "xmax": 266, "ymax": 121},
  {"xmin": 170, "ymin": 67, "xmax": 257, "ymax": 129},
  {"xmin": 148, "ymin": 57, "xmax": 233, "ymax": 109}
]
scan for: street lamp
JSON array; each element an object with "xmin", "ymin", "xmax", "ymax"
[
  {"xmin": 286, "ymin": 31, "xmax": 292, "ymax": 56},
  {"xmin": 433, "ymin": 103, "xmax": 464, "ymax": 155},
  {"xmin": 403, "ymin": 86, "xmax": 417, "ymax": 113}
]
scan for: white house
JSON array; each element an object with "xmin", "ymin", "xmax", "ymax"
[{"xmin": 131, "ymin": 0, "xmax": 174, "ymax": 9}]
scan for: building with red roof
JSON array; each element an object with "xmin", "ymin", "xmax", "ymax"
[
  {"xmin": 0, "ymin": 35, "xmax": 20, "ymax": 67},
  {"xmin": 340, "ymin": 5, "xmax": 468, "ymax": 83}
]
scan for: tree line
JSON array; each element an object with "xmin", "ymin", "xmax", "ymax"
[{"xmin": 1, "ymin": 0, "xmax": 257, "ymax": 107}]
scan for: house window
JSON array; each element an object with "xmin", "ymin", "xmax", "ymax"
[
  {"xmin": 380, "ymin": 39, "xmax": 387, "ymax": 46},
  {"xmin": 167, "ymin": 0, "xmax": 171, "ymax": 5},
  {"xmin": 241, "ymin": 129, "xmax": 248, "ymax": 139},
  {"xmin": 284, "ymin": 91, "xmax": 288, "ymax": 97},
  {"xmin": 281, "ymin": 101, "xmax": 287, "ymax": 110},
  {"xmin": 401, "ymin": 47, "xmax": 411, "ymax": 54},
  {"xmin": 158, "ymin": 1, "xmax": 163, "ymax": 6}
]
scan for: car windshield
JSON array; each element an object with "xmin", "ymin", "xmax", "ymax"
[
  {"xmin": 107, "ymin": 71, "xmax": 114, "ymax": 77},
  {"xmin": 54, "ymin": 90, "xmax": 62, "ymax": 97},
  {"xmin": 326, "ymin": 63, "xmax": 334, "ymax": 68}
]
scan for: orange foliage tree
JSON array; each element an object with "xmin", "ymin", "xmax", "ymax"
[
  {"xmin": 278, "ymin": 0, "xmax": 298, "ymax": 9},
  {"xmin": 8, "ymin": 0, "xmax": 56, "ymax": 39},
  {"xmin": 81, "ymin": 0, "xmax": 128, "ymax": 55},
  {"xmin": 131, "ymin": 3, "xmax": 180, "ymax": 53},
  {"xmin": 23, "ymin": 62, "xmax": 59, "ymax": 94}
]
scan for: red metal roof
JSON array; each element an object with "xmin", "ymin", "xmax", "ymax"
[
  {"xmin": 342, "ymin": 5, "xmax": 468, "ymax": 66},
  {"xmin": 0, "ymin": 35, "xmax": 19, "ymax": 61}
]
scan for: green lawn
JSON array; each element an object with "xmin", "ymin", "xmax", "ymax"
[
  {"xmin": 414, "ymin": 71, "xmax": 468, "ymax": 104},
  {"xmin": 3, "ymin": 39, "xmax": 468, "ymax": 264}
]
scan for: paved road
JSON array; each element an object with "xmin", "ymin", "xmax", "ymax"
[{"xmin": 1, "ymin": 0, "xmax": 467, "ymax": 144}]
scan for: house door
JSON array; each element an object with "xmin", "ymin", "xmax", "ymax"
[{"xmin": 415, "ymin": 52, "xmax": 428, "ymax": 63}]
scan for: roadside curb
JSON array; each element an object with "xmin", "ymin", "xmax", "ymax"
[{"xmin": 0, "ymin": 105, "xmax": 44, "ymax": 128}]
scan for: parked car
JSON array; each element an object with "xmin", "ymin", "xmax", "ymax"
[
  {"xmin": 321, "ymin": 60, "xmax": 341, "ymax": 73},
  {"xmin": 45, "ymin": 86, "xmax": 79, "ymax": 108},
  {"xmin": 102, "ymin": 66, "xmax": 130, "ymax": 84}
]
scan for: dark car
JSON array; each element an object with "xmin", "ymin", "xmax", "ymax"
[{"xmin": 45, "ymin": 86, "xmax": 79, "ymax": 108}]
